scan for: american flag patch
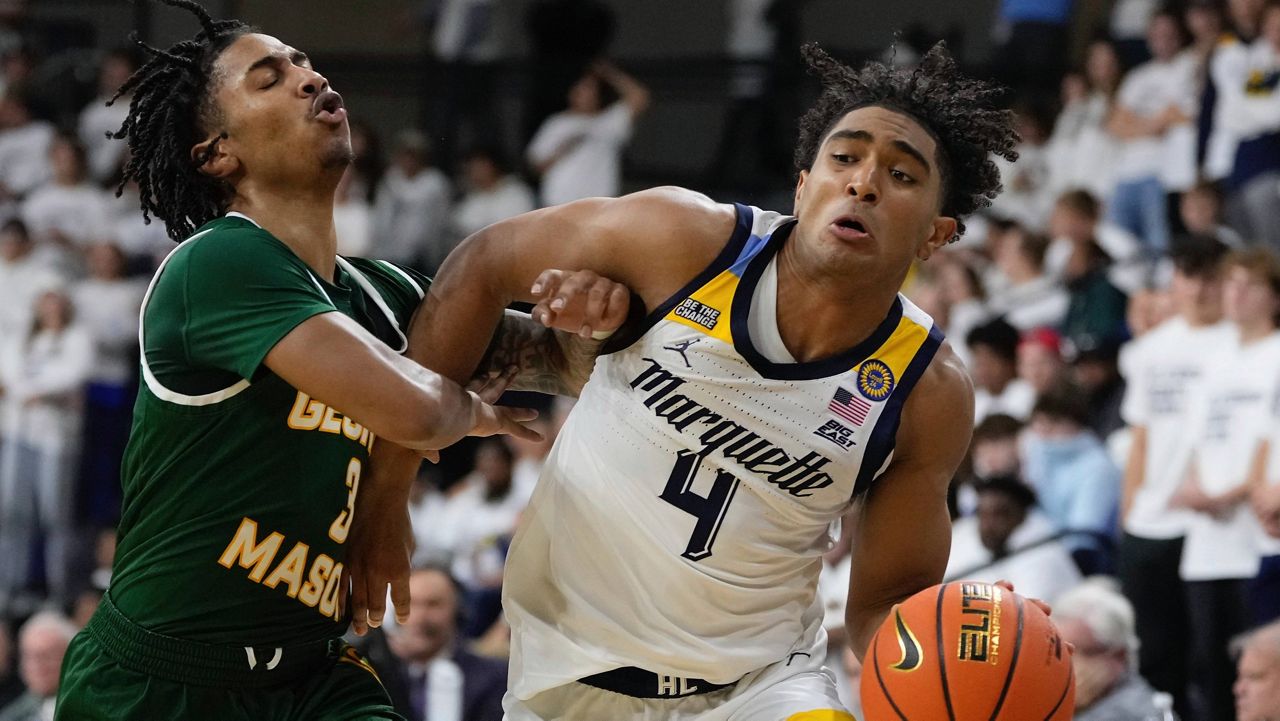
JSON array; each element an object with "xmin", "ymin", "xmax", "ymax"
[{"xmin": 829, "ymin": 386, "xmax": 872, "ymax": 426}]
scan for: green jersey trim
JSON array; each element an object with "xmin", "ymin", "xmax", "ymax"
[
  {"xmin": 375, "ymin": 259, "xmax": 426, "ymax": 300},
  {"xmin": 335, "ymin": 256, "xmax": 408, "ymax": 353},
  {"xmin": 138, "ymin": 226, "xmax": 258, "ymax": 406}
]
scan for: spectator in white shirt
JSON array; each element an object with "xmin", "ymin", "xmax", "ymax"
[
  {"xmin": 1179, "ymin": 180, "xmax": 1246, "ymax": 250},
  {"xmin": 1047, "ymin": 39, "xmax": 1124, "ymax": 202},
  {"xmin": 527, "ymin": 60, "xmax": 649, "ymax": 207},
  {"xmin": 0, "ymin": 85, "xmax": 52, "ymax": 203},
  {"xmin": 21, "ymin": 133, "xmax": 110, "ymax": 259},
  {"xmin": 1107, "ymin": 10, "xmax": 1196, "ymax": 255},
  {"xmin": 1174, "ymin": 247, "xmax": 1280, "ymax": 721},
  {"xmin": 945, "ymin": 475, "xmax": 1082, "ymax": 604},
  {"xmin": 1118, "ymin": 234, "xmax": 1231, "ymax": 719},
  {"xmin": 967, "ymin": 317, "xmax": 1038, "ymax": 422},
  {"xmin": 990, "ymin": 100, "xmax": 1055, "ymax": 230},
  {"xmin": 956, "ymin": 413, "xmax": 1025, "ymax": 518},
  {"xmin": 72, "ymin": 242, "xmax": 145, "ymax": 528},
  {"xmin": 451, "ymin": 145, "xmax": 536, "ymax": 241},
  {"xmin": 935, "ymin": 256, "xmax": 988, "ymax": 367},
  {"xmin": 334, "ymin": 167, "xmax": 372, "ymax": 257},
  {"xmin": 987, "ymin": 225, "xmax": 1070, "ymax": 331},
  {"xmin": 0, "ymin": 289, "xmax": 94, "ymax": 611},
  {"xmin": 372, "ymin": 130, "xmax": 452, "ymax": 273},
  {"xmin": 103, "ymin": 178, "xmax": 173, "ymax": 271},
  {"xmin": 0, "ymin": 219, "xmax": 62, "ymax": 342},
  {"xmin": 1047, "ymin": 189, "xmax": 1144, "ymax": 293},
  {"xmin": 77, "ymin": 48, "xmax": 136, "ymax": 184}
]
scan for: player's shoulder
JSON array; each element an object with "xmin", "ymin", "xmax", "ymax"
[
  {"xmin": 611, "ymin": 186, "xmax": 737, "ymax": 229},
  {"xmin": 156, "ymin": 215, "xmax": 315, "ymax": 301},
  {"xmin": 899, "ymin": 341, "xmax": 975, "ymax": 456},
  {"xmin": 914, "ymin": 341, "xmax": 974, "ymax": 413},
  {"xmin": 169, "ymin": 215, "xmax": 291, "ymax": 271}
]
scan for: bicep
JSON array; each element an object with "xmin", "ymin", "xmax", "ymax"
[
  {"xmin": 847, "ymin": 349, "xmax": 974, "ymax": 619},
  {"xmin": 846, "ymin": 459, "xmax": 954, "ymax": 611},
  {"xmin": 412, "ymin": 188, "xmax": 732, "ymax": 382}
]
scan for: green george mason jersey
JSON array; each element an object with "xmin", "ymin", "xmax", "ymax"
[{"xmin": 109, "ymin": 212, "xmax": 429, "ymax": 646}]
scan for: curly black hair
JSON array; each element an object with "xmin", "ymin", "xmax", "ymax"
[
  {"xmin": 794, "ymin": 42, "xmax": 1018, "ymax": 240},
  {"xmin": 108, "ymin": 0, "xmax": 251, "ymax": 242}
]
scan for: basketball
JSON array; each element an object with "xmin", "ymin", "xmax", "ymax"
[{"xmin": 860, "ymin": 582, "xmax": 1075, "ymax": 721}]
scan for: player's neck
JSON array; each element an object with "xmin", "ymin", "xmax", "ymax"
[
  {"xmin": 773, "ymin": 248, "xmax": 901, "ymax": 362},
  {"xmin": 228, "ymin": 184, "xmax": 339, "ymax": 281}
]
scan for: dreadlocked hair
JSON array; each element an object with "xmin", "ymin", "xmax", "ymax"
[
  {"xmin": 794, "ymin": 42, "xmax": 1018, "ymax": 241},
  {"xmin": 108, "ymin": 0, "xmax": 252, "ymax": 242}
]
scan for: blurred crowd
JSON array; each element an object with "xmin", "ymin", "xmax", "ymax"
[{"xmin": 4, "ymin": 0, "xmax": 1280, "ymax": 720}]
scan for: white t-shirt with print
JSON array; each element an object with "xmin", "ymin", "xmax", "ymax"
[
  {"xmin": 1121, "ymin": 317, "xmax": 1236, "ymax": 538},
  {"xmin": 1180, "ymin": 331, "xmax": 1280, "ymax": 580}
]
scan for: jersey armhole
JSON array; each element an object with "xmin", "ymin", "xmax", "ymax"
[
  {"xmin": 599, "ymin": 202, "xmax": 753, "ymax": 356},
  {"xmin": 851, "ymin": 324, "xmax": 945, "ymax": 498}
]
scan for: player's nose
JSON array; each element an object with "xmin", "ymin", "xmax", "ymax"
[
  {"xmin": 297, "ymin": 68, "xmax": 330, "ymax": 98},
  {"xmin": 846, "ymin": 164, "xmax": 880, "ymax": 204}
]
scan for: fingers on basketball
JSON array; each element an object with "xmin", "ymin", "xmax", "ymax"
[{"xmin": 860, "ymin": 581, "xmax": 1075, "ymax": 721}]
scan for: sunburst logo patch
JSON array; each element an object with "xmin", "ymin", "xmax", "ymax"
[{"xmin": 856, "ymin": 359, "xmax": 895, "ymax": 401}]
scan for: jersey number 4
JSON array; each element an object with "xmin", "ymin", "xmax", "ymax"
[{"xmin": 659, "ymin": 450, "xmax": 740, "ymax": 561}]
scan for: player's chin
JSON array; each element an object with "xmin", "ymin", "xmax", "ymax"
[{"xmin": 317, "ymin": 138, "xmax": 355, "ymax": 171}]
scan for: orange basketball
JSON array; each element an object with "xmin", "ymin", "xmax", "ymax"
[{"xmin": 860, "ymin": 581, "xmax": 1075, "ymax": 721}]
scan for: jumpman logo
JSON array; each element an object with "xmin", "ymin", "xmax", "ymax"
[{"xmin": 664, "ymin": 338, "xmax": 701, "ymax": 368}]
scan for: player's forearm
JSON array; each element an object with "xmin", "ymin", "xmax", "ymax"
[
  {"xmin": 847, "ymin": 598, "xmax": 905, "ymax": 662},
  {"xmin": 479, "ymin": 310, "xmax": 602, "ymax": 397},
  {"xmin": 407, "ymin": 231, "xmax": 516, "ymax": 386},
  {"xmin": 387, "ymin": 355, "xmax": 483, "ymax": 450}
]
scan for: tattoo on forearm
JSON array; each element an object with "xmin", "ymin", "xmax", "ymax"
[{"xmin": 477, "ymin": 312, "xmax": 602, "ymax": 397}]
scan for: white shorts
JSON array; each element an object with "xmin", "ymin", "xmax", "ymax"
[{"xmin": 503, "ymin": 639, "xmax": 854, "ymax": 721}]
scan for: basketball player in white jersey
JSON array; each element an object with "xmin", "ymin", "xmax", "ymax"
[{"xmin": 368, "ymin": 43, "xmax": 1018, "ymax": 720}]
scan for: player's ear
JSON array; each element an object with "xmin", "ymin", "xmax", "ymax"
[
  {"xmin": 192, "ymin": 131, "xmax": 239, "ymax": 180},
  {"xmin": 793, "ymin": 169, "xmax": 809, "ymax": 209},
  {"xmin": 917, "ymin": 216, "xmax": 957, "ymax": 261}
]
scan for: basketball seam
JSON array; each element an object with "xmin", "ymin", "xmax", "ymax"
[
  {"xmin": 1041, "ymin": 657, "xmax": 1074, "ymax": 720},
  {"xmin": 873, "ymin": 632, "xmax": 911, "ymax": 721},
  {"xmin": 936, "ymin": 583, "xmax": 957, "ymax": 721},
  {"xmin": 988, "ymin": 593, "xmax": 1025, "ymax": 721}
]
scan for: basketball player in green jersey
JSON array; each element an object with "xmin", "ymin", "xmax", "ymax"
[{"xmin": 54, "ymin": 2, "xmax": 628, "ymax": 719}]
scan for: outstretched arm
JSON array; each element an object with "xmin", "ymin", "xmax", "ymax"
[
  {"xmin": 845, "ymin": 344, "xmax": 974, "ymax": 660},
  {"xmin": 347, "ymin": 188, "xmax": 736, "ymax": 634},
  {"xmin": 264, "ymin": 312, "xmax": 538, "ymax": 452}
]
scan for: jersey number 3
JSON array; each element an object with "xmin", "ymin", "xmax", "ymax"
[{"xmin": 659, "ymin": 450, "xmax": 740, "ymax": 561}]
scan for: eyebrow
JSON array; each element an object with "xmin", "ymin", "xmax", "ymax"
[
  {"xmin": 826, "ymin": 128, "xmax": 933, "ymax": 177},
  {"xmin": 244, "ymin": 50, "xmax": 310, "ymax": 78}
]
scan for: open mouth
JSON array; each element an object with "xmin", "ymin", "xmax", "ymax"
[
  {"xmin": 831, "ymin": 215, "xmax": 872, "ymax": 240},
  {"xmin": 312, "ymin": 90, "xmax": 347, "ymax": 124}
]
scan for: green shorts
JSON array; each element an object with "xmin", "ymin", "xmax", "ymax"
[{"xmin": 55, "ymin": 596, "xmax": 403, "ymax": 721}]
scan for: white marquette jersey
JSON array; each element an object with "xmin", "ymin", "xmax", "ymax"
[{"xmin": 503, "ymin": 204, "xmax": 944, "ymax": 700}]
